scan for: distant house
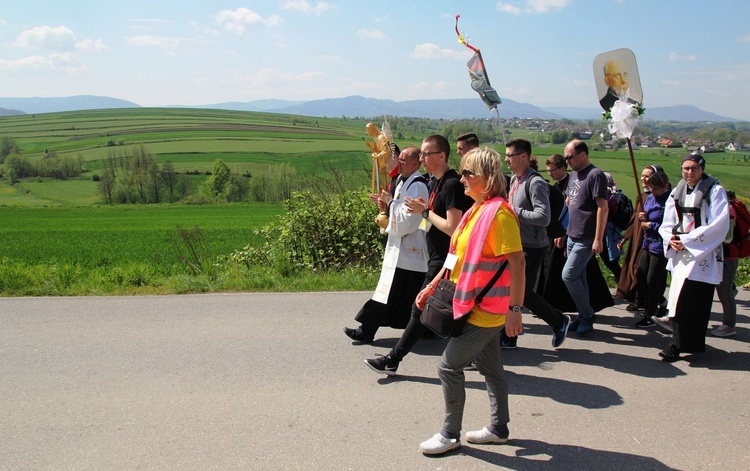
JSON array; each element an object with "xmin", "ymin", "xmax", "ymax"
[
  {"xmin": 657, "ymin": 138, "xmax": 679, "ymax": 148},
  {"xmin": 640, "ymin": 140, "xmax": 655, "ymax": 148},
  {"xmin": 726, "ymin": 142, "xmax": 744, "ymax": 151}
]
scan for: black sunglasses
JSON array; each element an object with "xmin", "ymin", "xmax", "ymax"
[
  {"xmin": 564, "ymin": 151, "xmax": 581, "ymax": 162},
  {"xmin": 460, "ymin": 169, "xmax": 476, "ymax": 178}
]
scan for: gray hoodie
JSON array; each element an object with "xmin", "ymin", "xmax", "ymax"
[{"xmin": 509, "ymin": 169, "xmax": 551, "ymax": 249}]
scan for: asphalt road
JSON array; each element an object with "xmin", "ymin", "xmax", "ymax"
[{"xmin": 1, "ymin": 290, "xmax": 749, "ymax": 470}]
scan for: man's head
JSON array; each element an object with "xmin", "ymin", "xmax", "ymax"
[
  {"xmin": 563, "ymin": 140, "xmax": 590, "ymax": 172},
  {"xmin": 545, "ymin": 154, "xmax": 568, "ymax": 182},
  {"xmin": 681, "ymin": 153, "xmax": 706, "ymax": 187},
  {"xmin": 456, "ymin": 132, "xmax": 479, "ymax": 157},
  {"xmin": 504, "ymin": 138, "xmax": 532, "ymax": 177},
  {"xmin": 421, "ymin": 135, "xmax": 450, "ymax": 175},
  {"xmin": 603, "ymin": 59, "xmax": 629, "ymax": 96},
  {"xmin": 398, "ymin": 147, "xmax": 421, "ymax": 177}
]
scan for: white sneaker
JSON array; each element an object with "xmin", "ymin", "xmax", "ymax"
[
  {"xmin": 465, "ymin": 426, "xmax": 509, "ymax": 444},
  {"xmin": 711, "ymin": 325, "xmax": 736, "ymax": 337},
  {"xmin": 419, "ymin": 433, "xmax": 460, "ymax": 455}
]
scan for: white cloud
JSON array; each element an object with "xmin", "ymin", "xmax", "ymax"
[
  {"xmin": 0, "ymin": 52, "xmax": 86, "ymax": 74},
  {"xmin": 281, "ymin": 0, "xmax": 333, "ymax": 16},
  {"xmin": 668, "ymin": 52, "xmax": 697, "ymax": 62},
  {"xmin": 661, "ymin": 79, "xmax": 680, "ymax": 86},
  {"xmin": 705, "ymin": 89, "xmax": 730, "ymax": 97},
  {"xmin": 357, "ymin": 29, "xmax": 387, "ymax": 40},
  {"xmin": 740, "ymin": 33, "xmax": 750, "ymax": 43},
  {"xmin": 15, "ymin": 25, "xmax": 77, "ymax": 50},
  {"xmin": 229, "ymin": 67, "xmax": 324, "ymax": 87},
  {"xmin": 411, "ymin": 43, "xmax": 467, "ymax": 60},
  {"xmin": 527, "ymin": 0, "xmax": 573, "ymax": 13},
  {"xmin": 496, "ymin": 2, "xmax": 522, "ymax": 14},
  {"xmin": 75, "ymin": 38, "xmax": 109, "ymax": 53},
  {"xmin": 496, "ymin": 0, "xmax": 572, "ymax": 15},
  {"xmin": 215, "ymin": 8, "xmax": 283, "ymax": 35},
  {"xmin": 125, "ymin": 35, "xmax": 184, "ymax": 55}
]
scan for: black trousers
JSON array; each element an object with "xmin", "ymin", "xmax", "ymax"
[
  {"xmin": 356, "ymin": 267, "xmax": 426, "ymax": 340},
  {"xmin": 389, "ymin": 264, "xmax": 443, "ymax": 361},
  {"xmin": 635, "ymin": 250, "xmax": 668, "ymax": 318},
  {"xmin": 673, "ymin": 279, "xmax": 715, "ymax": 353}
]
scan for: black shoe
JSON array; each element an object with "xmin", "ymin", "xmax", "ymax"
[
  {"xmin": 343, "ymin": 327, "xmax": 371, "ymax": 344},
  {"xmin": 365, "ymin": 354, "xmax": 398, "ymax": 376},
  {"xmin": 500, "ymin": 338, "xmax": 518, "ymax": 349},
  {"xmin": 635, "ymin": 317, "xmax": 656, "ymax": 328},
  {"xmin": 659, "ymin": 343, "xmax": 680, "ymax": 362},
  {"xmin": 626, "ymin": 303, "xmax": 646, "ymax": 312},
  {"xmin": 552, "ymin": 313, "xmax": 571, "ymax": 348}
]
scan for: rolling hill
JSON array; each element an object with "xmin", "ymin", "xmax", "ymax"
[{"xmin": 0, "ymin": 95, "xmax": 743, "ymax": 122}]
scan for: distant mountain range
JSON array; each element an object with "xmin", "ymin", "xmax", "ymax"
[{"xmin": 0, "ymin": 94, "xmax": 743, "ymax": 123}]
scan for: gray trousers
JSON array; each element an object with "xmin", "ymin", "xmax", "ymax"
[
  {"xmin": 438, "ymin": 323, "xmax": 509, "ymax": 436},
  {"xmin": 716, "ymin": 258, "xmax": 739, "ymax": 327}
]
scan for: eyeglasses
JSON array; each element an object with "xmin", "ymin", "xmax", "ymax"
[
  {"xmin": 681, "ymin": 166, "xmax": 701, "ymax": 172},
  {"xmin": 460, "ymin": 169, "xmax": 476, "ymax": 178},
  {"xmin": 546, "ymin": 167, "xmax": 563, "ymax": 173},
  {"xmin": 564, "ymin": 151, "xmax": 581, "ymax": 162},
  {"xmin": 505, "ymin": 152, "xmax": 524, "ymax": 159},
  {"xmin": 419, "ymin": 151, "xmax": 441, "ymax": 158}
]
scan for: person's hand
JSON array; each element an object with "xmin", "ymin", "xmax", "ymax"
[
  {"xmin": 617, "ymin": 238, "xmax": 626, "ymax": 250},
  {"xmin": 554, "ymin": 237, "xmax": 564, "ymax": 249},
  {"xmin": 415, "ymin": 284, "xmax": 435, "ymax": 310},
  {"xmin": 669, "ymin": 235, "xmax": 684, "ymax": 251},
  {"xmin": 640, "ymin": 221, "xmax": 650, "ymax": 230},
  {"xmin": 592, "ymin": 239, "xmax": 603, "ymax": 254},
  {"xmin": 404, "ymin": 196, "xmax": 427, "ymax": 214},
  {"xmin": 638, "ymin": 211, "xmax": 647, "ymax": 222},
  {"xmin": 379, "ymin": 189, "xmax": 392, "ymax": 209},
  {"xmin": 504, "ymin": 312, "xmax": 523, "ymax": 337}
]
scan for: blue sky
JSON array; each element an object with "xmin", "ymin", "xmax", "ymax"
[{"xmin": 1, "ymin": 1, "xmax": 749, "ymax": 120}]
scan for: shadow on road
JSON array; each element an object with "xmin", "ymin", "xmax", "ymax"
[{"xmin": 429, "ymin": 438, "xmax": 678, "ymax": 471}]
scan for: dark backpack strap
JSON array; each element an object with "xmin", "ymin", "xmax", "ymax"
[
  {"xmin": 475, "ymin": 260, "xmax": 509, "ymax": 304},
  {"xmin": 524, "ymin": 172, "xmax": 544, "ymax": 208}
]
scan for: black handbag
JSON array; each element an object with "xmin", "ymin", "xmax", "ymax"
[{"xmin": 421, "ymin": 260, "xmax": 509, "ymax": 338}]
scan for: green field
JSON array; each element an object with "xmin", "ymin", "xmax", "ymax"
[
  {"xmin": 2, "ymin": 108, "xmax": 749, "ymax": 295},
  {"xmin": 0, "ymin": 204, "xmax": 282, "ymax": 265}
]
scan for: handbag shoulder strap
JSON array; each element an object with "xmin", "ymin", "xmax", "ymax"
[{"xmin": 475, "ymin": 260, "xmax": 509, "ymax": 304}]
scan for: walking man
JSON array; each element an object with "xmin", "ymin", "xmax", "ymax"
[
  {"xmin": 561, "ymin": 140, "xmax": 609, "ymax": 334},
  {"xmin": 503, "ymin": 138, "xmax": 570, "ymax": 348}
]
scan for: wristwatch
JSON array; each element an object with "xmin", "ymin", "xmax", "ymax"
[
  {"xmin": 510, "ymin": 305, "xmax": 522, "ymax": 313},
  {"xmin": 421, "ymin": 208, "xmax": 429, "ymax": 219}
]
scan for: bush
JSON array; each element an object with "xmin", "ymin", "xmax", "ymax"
[{"xmin": 225, "ymin": 190, "xmax": 383, "ymax": 272}]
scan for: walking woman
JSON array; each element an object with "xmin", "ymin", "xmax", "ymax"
[
  {"xmin": 415, "ymin": 147, "xmax": 525, "ymax": 455},
  {"xmin": 633, "ymin": 170, "xmax": 671, "ymax": 328}
]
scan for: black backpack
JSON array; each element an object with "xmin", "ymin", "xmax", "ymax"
[
  {"xmin": 610, "ymin": 190, "xmax": 633, "ymax": 231},
  {"xmin": 525, "ymin": 173, "xmax": 567, "ymax": 239}
]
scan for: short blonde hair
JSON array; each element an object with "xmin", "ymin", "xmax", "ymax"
[{"xmin": 461, "ymin": 147, "xmax": 506, "ymax": 199}]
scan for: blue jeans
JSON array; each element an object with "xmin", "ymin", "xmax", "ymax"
[
  {"xmin": 438, "ymin": 323, "xmax": 508, "ymax": 436},
  {"xmin": 563, "ymin": 237, "xmax": 595, "ymax": 324}
]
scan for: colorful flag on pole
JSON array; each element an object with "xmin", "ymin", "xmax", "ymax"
[
  {"xmin": 466, "ymin": 51, "xmax": 501, "ymax": 109},
  {"xmin": 456, "ymin": 15, "xmax": 501, "ymax": 110}
]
